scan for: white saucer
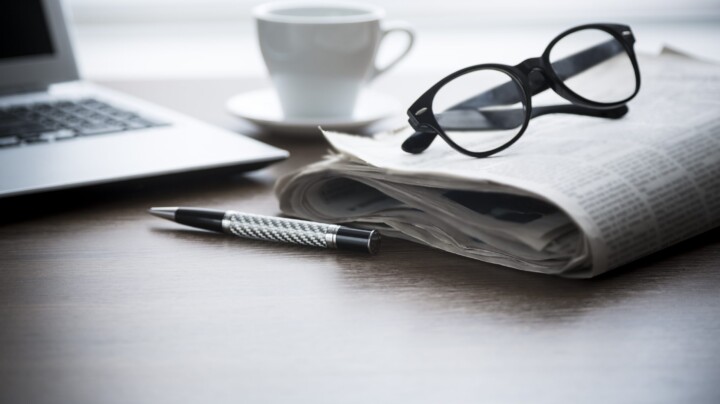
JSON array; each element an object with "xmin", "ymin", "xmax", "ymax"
[{"xmin": 226, "ymin": 88, "xmax": 402, "ymax": 135}]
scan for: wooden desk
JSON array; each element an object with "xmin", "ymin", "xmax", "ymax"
[{"xmin": 1, "ymin": 78, "xmax": 719, "ymax": 404}]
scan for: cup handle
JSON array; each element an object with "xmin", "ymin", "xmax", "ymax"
[{"xmin": 369, "ymin": 21, "xmax": 415, "ymax": 81}]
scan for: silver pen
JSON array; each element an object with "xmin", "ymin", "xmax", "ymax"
[{"xmin": 149, "ymin": 207, "xmax": 381, "ymax": 254}]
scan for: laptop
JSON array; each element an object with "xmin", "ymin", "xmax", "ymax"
[{"xmin": 0, "ymin": 0, "xmax": 288, "ymax": 198}]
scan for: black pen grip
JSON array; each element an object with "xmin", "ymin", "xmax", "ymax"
[
  {"xmin": 175, "ymin": 208, "xmax": 225, "ymax": 233},
  {"xmin": 335, "ymin": 226, "xmax": 380, "ymax": 254}
]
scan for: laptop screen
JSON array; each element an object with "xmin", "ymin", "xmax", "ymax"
[{"xmin": 0, "ymin": 0, "xmax": 55, "ymax": 60}]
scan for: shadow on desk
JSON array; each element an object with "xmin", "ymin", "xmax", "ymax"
[
  {"xmin": 152, "ymin": 212, "xmax": 720, "ymax": 302},
  {"xmin": 0, "ymin": 168, "xmax": 273, "ymax": 226},
  {"xmin": 328, "ymin": 226, "xmax": 720, "ymax": 318}
]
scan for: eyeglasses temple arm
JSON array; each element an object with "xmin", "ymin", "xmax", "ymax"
[{"xmin": 530, "ymin": 104, "xmax": 628, "ymax": 120}]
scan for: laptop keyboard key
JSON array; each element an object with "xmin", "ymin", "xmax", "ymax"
[
  {"xmin": 78, "ymin": 124, "xmax": 126, "ymax": 136},
  {"xmin": 0, "ymin": 136, "xmax": 20, "ymax": 147},
  {"xmin": 25, "ymin": 136, "xmax": 51, "ymax": 144},
  {"xmin": 1, "ymin": 123, "xmax": 48, "ymax": 137},
  {"xmin": 0, "ymin": 115, "xmax": 27, "ymax": 129},
  {"xmin": 53, "ymin": 129, "xmax": 77, "ymax": 140},
  {"xmin": 124, "ymin": 120, "xmax": 150, "ymax": 130}
]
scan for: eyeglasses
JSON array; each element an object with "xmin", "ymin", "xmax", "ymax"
[{"xmin": 403, "ymin": 23, "xmax": 641, "ymax": 158}]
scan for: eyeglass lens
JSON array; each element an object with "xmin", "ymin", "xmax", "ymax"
[
  {"xmin": 549, "ymin": 28, "xmax": 637, "ymax": 103},
  {"xmin": 432, "ymin": 68, "xmax": 526, "ymax": 154}
]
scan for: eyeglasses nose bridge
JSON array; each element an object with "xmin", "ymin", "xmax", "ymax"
[
  {"xmin": 518, "ymin": 57, "xmax": 543, "ymax": 73},
  {"xmin": 517, "ymin": 60, "xmax": 552, "ymax": 90},
  {"xmin": 528, "ymin": 66, "xmax": 551, "ymax": 83}
]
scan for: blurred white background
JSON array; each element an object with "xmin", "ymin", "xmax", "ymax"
[
  {"xmin": 64, "ymin": 0, "xmax": 720, "ymax": 80},
  {"xmin": 65, "ymin": 0, "xmax": 720, "ymax": 24}
]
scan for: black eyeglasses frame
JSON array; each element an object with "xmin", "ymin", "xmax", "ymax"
[{"xmin": 404, "ymin": 23, "xmax": 642, "ymax": 158}]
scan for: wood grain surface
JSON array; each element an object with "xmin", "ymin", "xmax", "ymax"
[{"xmin": 1, "ymin": 77, "xmax": 719, "ymax": 404}]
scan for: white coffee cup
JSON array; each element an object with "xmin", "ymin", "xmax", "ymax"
[{"xmin": 254, "ymin": 1, "xmax": 415, "ymax": 119}]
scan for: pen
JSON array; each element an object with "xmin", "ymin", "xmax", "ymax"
[{"xmin": 148, "ymin": 207, "xmax": 381, "ymax": 254}]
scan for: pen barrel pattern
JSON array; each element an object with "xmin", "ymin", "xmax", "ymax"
[{"xmin": 223, "ymin": 211, "xmax": 337, "ymax": 248}]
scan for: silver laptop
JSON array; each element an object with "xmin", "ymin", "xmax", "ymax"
[{"xmin": 0, "ymin": 0, "xmax": 288, "ymax": 198}]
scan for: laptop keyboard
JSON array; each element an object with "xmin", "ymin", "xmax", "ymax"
[{"xmin": 0, "ymin": 98, "xmax": 168, "ymax": 148}]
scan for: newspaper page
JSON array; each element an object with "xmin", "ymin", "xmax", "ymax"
[{"xmin": 276, "ymin": 51, "xmax": 720, "ymax": 277}]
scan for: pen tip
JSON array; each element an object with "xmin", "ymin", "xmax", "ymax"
[{"xmin": 148, "ymin": 207, "xmax": 177, "ymax": 221}]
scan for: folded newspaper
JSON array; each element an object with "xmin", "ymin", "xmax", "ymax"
[{"xmin": 275, "ymin": 50, "xmax": 720, "ymax": 278}]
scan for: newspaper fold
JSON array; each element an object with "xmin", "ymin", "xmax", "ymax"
[{"xmin": 276, "ymin": 51, "xmax": 720, "ymax": 277}]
